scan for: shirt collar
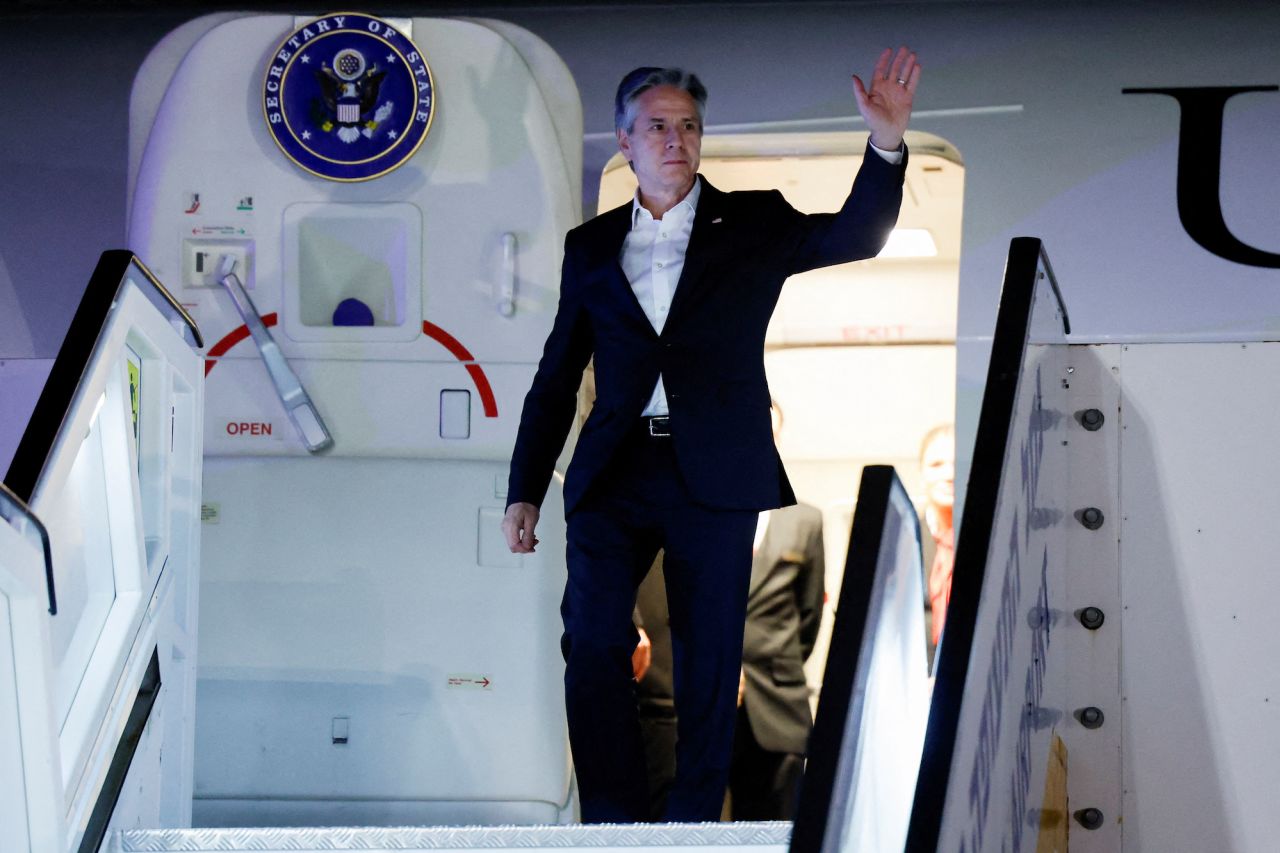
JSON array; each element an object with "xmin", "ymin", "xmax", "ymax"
[{"xmin": 631, "ymin": 176, "xmax": 701, "ymax": 228}]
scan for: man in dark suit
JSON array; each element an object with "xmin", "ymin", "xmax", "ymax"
[
  {"xmin": 502, "ymin": 48, "xmax": 920, "ymax": 823},
  {"xmin": 732, "ymin": 496, "xmax": 825, "ymax": 820}
]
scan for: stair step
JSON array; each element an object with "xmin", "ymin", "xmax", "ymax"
[{"xmin": 112, "ymin": 822, "xmax": 792, "ymax": 852}]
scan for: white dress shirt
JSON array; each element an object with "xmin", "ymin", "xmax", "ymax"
[
  {"xmin": 621, "ymin": 178, "xmax": 702, "ymax": 416},
  {"xmin": 619, "ymin": 143, "xmax": 903, "ymax": 418},
  {"xmin": 753, "ymin": 510, "xmax": 772, "ymax": 553}
]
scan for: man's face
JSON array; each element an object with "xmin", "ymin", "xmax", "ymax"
[
  {"xmin": 616, "ymin": 85, "xmax": 702, "ymax": 198},
  {"xmin": 921, "ymin": 433, "xmax": 955, "ymax": 510}
]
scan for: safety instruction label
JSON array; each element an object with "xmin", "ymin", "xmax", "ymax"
[
  {"xmin": 189, "ymin": 224, "xmax": 248, "ymax": 236},
  {"xmin": 447, "ymin": 674, "xmax": 492, "ymax": 690}
]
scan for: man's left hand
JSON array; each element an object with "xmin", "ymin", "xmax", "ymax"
[{"xmin": 852, "ymin": 46, "xmax": 920, "ymax": 152}]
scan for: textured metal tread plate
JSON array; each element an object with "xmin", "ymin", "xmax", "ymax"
[{"xmin": 115, "ymin": 821, "xmax": 792, "ymax": 851}]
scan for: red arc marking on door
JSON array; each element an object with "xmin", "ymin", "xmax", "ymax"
[
  {"xmin": 201, "ymin": 314, "xmax": 499, "ymax": 418},
  {"xmin": 422, "ymin": 321, "xmax": 498, "ymax": 418}
]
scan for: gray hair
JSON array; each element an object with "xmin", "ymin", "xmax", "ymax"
[{"xmin": 614, "ymin": 66, "xmax": 707, "ymax": 134}]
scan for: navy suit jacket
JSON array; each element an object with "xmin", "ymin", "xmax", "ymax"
[{"xmin": 508, "ymin": 143, "xmax": 907, "ymax": 515}]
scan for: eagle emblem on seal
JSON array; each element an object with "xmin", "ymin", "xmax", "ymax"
[{"xmin": 314, "ymin": 48, "xmax": 393, "ymax": 143}]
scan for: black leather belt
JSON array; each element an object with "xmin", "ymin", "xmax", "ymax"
[{"xmin": 642, "ymin": 416, "xmax": 672, "ymax": 437}]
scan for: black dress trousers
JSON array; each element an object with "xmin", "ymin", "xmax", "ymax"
[{"xmin": 561, "ymin": 422, "xmax": 756, "ymax": 823}]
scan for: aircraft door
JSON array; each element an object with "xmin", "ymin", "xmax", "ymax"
[{"xmin": 128, "ymin": 13, "xmax": 582, "ymax": 827}]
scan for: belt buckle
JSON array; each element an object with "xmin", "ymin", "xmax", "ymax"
[{"xmin": 648, "ymin": 416, "xmax": 671, "ymax": 437}]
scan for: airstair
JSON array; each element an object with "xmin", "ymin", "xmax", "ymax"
[{"xmin": 1, "ymin": 252, "xmax": 204, "ymax": 853}]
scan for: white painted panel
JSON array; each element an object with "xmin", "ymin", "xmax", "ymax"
[
  {"xmin": 0, "ymin": 592, "xmax": 32, "ymax": 850},
  {"xmin": 195, "ymin": 457, "xmax": 569, "ymax": 823},
  {"xmin": 1118, "ymin": 342, "xmax": 1280, "ymax": 853}
]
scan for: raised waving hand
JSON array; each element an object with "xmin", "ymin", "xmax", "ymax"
[{"xmin": 853, "ymin": 46, "xmax": 921, "ymax": 152}]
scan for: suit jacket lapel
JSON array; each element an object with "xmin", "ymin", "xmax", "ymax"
[
  {"xmin": 665, "ymin": 175, "xmax": 726, "ymax": 328},
  {"xmin": 588, "ymin": 202, "xmax": 655, "ymax": 335}
]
